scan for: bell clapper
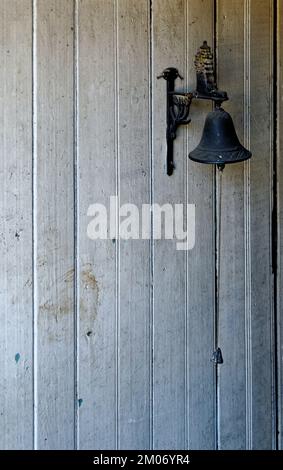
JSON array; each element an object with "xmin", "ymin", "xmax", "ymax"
[{"xmin": 217, "ymin": 163, "xmax": 225, "ymax": 171}]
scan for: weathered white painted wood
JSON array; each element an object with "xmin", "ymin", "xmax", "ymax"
[
  {"xmin": 117, "ymin": 0, "xmax": 151, "ymax": 449},
  {"xmin": 0, "ymin": 0, "xmax": 278, "ymax": 450},
  {"xmin": 77, "ymin": 0, "xmax": 117, "ymax": 449},
  {"xmin": 0, "ymin": 0, "xmax": 33, "ymax": 450},
  {"xmin": 217, "ymin": 0, "xmax": 274, "ymax": 449},
  {"xmin": 278, "ymin": 0, "xmax": 283, "ymax": 451},
  {"xmin": 217, "ymin": 0, "xmax": 248, "ymax": 449},
  {"xmin": 35, "ymin": 0, "xmax": 75, "ymax": 449},
  {"xmin": 249, "ymin": 0, "xmax": 274, "ymax": 449},
  {"xmin": 152, "ymin": 0, "xmax": 216, "ymax": 449},
  {"xmin": 186, "ymin": 0, "xmax": 216, "ymax": 450},
  {"xmin": 152, "ymin": 0, "xmax": 187, "ymax": 449}
]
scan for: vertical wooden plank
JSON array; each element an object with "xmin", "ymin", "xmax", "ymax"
[
  {"xmin": 152, "ymin": 0, "xmax": 215, "ymax": 449},
  {"xmin": 278, "ymin": 0, "xmax": 283, "ymax": 450},
  {"xmin": 217, "ymin": 0, "xmax": 274, "ymax": 449},
  {"xmin": 217, "ymin": 0, "xmax": 247, "ymax": 449},
  {"xmin": 152, "ymin": 0, "xmax": 186, "ymax": 448},
  {"xmin": 249, "ymin": 0, "xmax": 274, "ymax": 449},
  {"xmin": 118, "ymin": 0, "xmax": 151, "ymax": 449},
  {"xmin": 186, "ymin": 0, "xmax": 216, "ymax": 450},
  {"xmin": 0, "ymin": 0, "xmax": 33, "ymax": 450},
  {"xmin": 78, "ymin": 0, "xmax": 117, "ymax": 449},
  {"xmin": 36, "ymin": 0, "xmax": 75, "ymax": 449}
]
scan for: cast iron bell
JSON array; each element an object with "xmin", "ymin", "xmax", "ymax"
[{"xmin": 189, "ymin": 107, "xmax": 252, "ymax": 167}]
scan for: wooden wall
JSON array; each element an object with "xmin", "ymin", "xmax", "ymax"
[
  {"xmin": 278, "ymin": 0, "xmax": 283, "ymax": 451},
  {"xmin": 0, "ymin": 0, "xmax": 279, "ymax": 449}
]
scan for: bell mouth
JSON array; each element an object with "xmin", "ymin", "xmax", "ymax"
[{"xmin": 189, "ymin": 145, "xmax": 252, "ymax": 165}]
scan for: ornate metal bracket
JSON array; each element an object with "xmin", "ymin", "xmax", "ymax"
[{"xmin": 157, "ymin": 41, "xmax": 228, "ymax": 175}]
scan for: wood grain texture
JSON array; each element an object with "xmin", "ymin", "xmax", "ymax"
[
  {"xmin": 185, "ymin": 0, "xmax": 216, "ymax": 450},
  {"xmin": 278, "ymin": 0, "xmax": 283, "ymax": 451},
  {"xmin": 0, "ymin": 0, "xmax": 278, "ymax": 450},
  {"xmin": 77, "ymin": 0, "xmax": 117, "ymax": 450},
  {"xmin": 152, "ymin": 0, "xmax": 187, "ymax": 449},
  {"xmin": 217, "ymin": 0, "xmax": 249, "ymax": 450},
  {"xmin": 35, "ymin": 0, "xmax": 75, "ymax": 449},
  {"xmin": 152, "ymin": 0, "xmax": 216, "ymax": 450},
  {"xmin": 117, "ymin": 0, "xmax": 151, "ymax": 450},
  {"xmin": 249, "ymin": 0, "xmax": 274, "ymax": 449},
  {"xmin": 0, "ymin": 0, "xmax": 33, "ymax": 450},
  {"xmin": 217, "ymin": 0, "xmax": 274, "ymax": 449}
]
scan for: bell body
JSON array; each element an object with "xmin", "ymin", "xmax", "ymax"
[{"xmin": 189, "ymin": 107, "xmax": 252, "ymax": 165}]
